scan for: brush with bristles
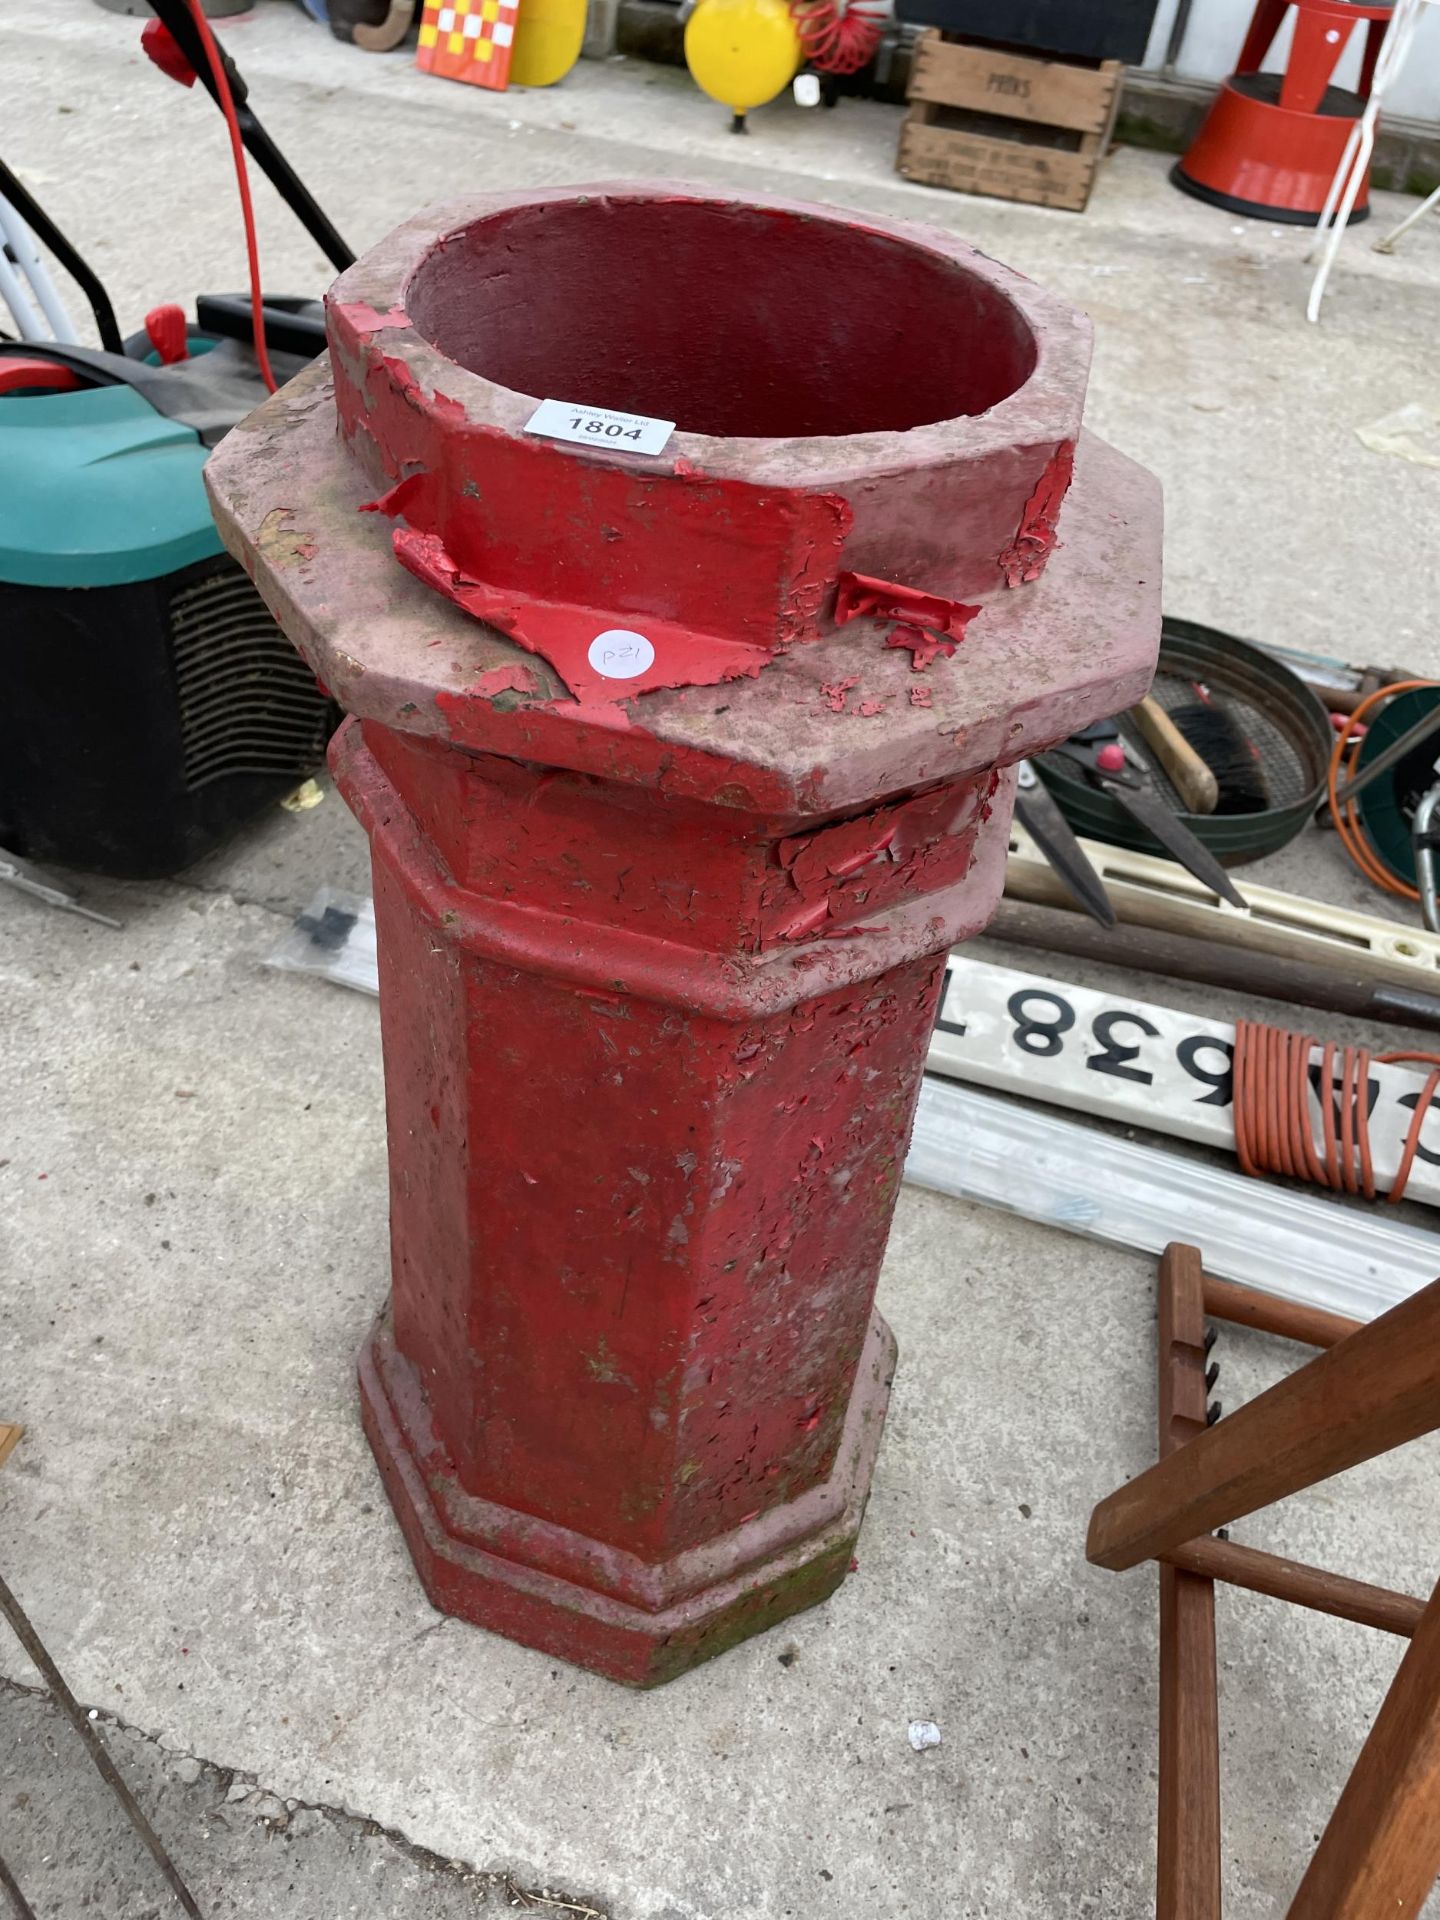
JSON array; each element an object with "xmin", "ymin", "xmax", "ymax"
[
  {"xmin": 1168, "ymin": 685, "xmax": 1271, "ymax": 815},
  {"xmin": 1130, "ymin": 695, "xmax": 1218, "ymax": 813}
]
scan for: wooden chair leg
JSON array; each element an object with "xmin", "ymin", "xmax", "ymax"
[
  {"xmin": 1287, "ymin": 1575, "xmax": 1440, "ymax": 1919},
  {"xmin": 1088, "ymin": 1263, "xmax": 1440, "ymax": 1573},
  {"xmin": 1156, "ymin": 1246, "xmax": 1222, "ymax": 1920},
  {"xmin": 1159, "ymin": 1566, "xmax": 1221, "ymax": 1919}
]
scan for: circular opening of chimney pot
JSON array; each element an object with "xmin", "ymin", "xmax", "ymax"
[{"xmin": 404, "ymin": 199, "xmax": 1040, "ymax": 442}]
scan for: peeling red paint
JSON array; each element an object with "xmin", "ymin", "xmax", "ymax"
[
  {"xmin": 909, "ymin": 686, "xmax": 934, "ymax": 709},
  {"xmin": 469, "ymin": 662, "xmax": 541, "ymax": 700},
  {"xmin": 999, "ymin": 440, "xmax": 1076, "ymax": 587},
  {"xmin": 328, "ymin": 294, "xmax": 859, "ymax": 699},
  {"xmin": 761, "ymin": 779, "xmax": 989, "ymax": 946},
  {"xmin": 884, "ymin": 620, "xmax": 977, "ymax": 672},
  {"xmin": 835, "ymin": 573, "xmax": 979, "ymax": 638},
  {"xmin": 208, "ymin": 186, "xmax": 1163, "ymax": 1687},
  {"xmin": 821, "ymin": 831, "xmax": 896, "ymax": 880},
  {"xmin": 360, "ymin": 473, "xmax": 426, "ymax": 520},
  {"xmin": 393, "ymin": 527, "xmax": 769, "ymax": 707},
  {"xmin": 774, "ymin": 896, "xmax": 833, "ymax": 941},
  {"xmin": 335, "ymin": 301, "xmax": 413, "ymax": 336}
]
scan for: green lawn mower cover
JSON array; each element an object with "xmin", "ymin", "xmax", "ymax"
[{"xmin": 0, "ymin": 344, "xmax": 336, "ymax": 879}]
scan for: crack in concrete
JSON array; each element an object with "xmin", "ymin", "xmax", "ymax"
[
  {"xmin": 0, "ymin": 1675, "xmax": 613, "ymax": 1920},
  {"xmin": 166, "ymin": 870, "xmax": 306, "ymax": 926}
]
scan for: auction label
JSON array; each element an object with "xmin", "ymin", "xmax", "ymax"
[{"xmin": 526, "ymin": 398, "xmax": 674, "ymax": 458}]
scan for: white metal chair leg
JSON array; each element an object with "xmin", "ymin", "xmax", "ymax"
[
  {"xmin": 1304, "ymin": 0, "xmax": 1432, "ymax": 319},
  {"xmin": 0, "ymin": 197, "xmax": 79, "ymax": 344},
  {"xmin": 1373, "ymin": 177, "xmax": 1440, "ymax": 252},
  {"xmin": 1308, "ymin": 115, "xmax": 1378, "ymax": 320},
  {"xmin": 1310, "ymin": 120, "xmax": 1365, "ymax": 255},
  {"xmin": 0, "ymin": 245, "xmax": 45, "ymax": 341}
]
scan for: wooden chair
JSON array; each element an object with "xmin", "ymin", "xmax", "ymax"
[{"xmin": 1088, "ymin": 1244, "xmax": 1440, "ymax": 1919}]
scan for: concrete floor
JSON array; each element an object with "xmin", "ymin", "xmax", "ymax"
[
  {"xmin": 5, "ymin": 4, "xmax": 1440, "ymax": 1916},
  {"xmin": 0, "ymin": 1683, "xmax": 534, "ymax": 1919}
]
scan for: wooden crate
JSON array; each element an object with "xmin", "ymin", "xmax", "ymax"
[{"xmin": 898, "ymin": 33, "xmax": 1122, "ymax": 213}]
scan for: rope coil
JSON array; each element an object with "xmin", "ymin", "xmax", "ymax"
[
  {"xmin": 1327, "ymin": 677, "xmax": 1439, "ymax": 904},
  {"xmin": 1233, "ymin": 1019, "xmax": 1440, "ymax": 1204},
  {"xmin": 787, "ymin": 0, "xmax": 885, "ymax": 74}
]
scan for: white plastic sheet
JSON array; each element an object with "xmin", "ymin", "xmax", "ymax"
[{"xmin": 265, "ymin": 888, "xmax": 377, "ymax": 996}]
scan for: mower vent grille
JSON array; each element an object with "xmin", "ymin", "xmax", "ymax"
[{"xmin": 169, "ymin": 565, "xmax": 333, "ymax": 792}]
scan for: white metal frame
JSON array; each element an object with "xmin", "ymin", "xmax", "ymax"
[
  {"xmin": 906, "ymin": 1075, "xmax": 1440, "ymax": 1322},
  {"xmin": 0, "ymin": 192, "xmax": 79, "ymax": 344},
  {"xmin": 1372, "ymin": 173, "xmax": 1440, "ymax": 254},
  {"xmin": 1307, "ymin": 0, "xmax": 1438, "ymax": 321}
]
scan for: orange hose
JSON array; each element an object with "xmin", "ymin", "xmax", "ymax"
[
  {"xmin": 185, "ymin": 0, "xmax": 278, "ymax": 395},
  {"xmin": 1239, "ymin": 685, "xmax": 1440, "ymax": 1200},
  {"xmin": 1233, "ymin": 1019, "xmax": 1440, "ymax": 1204},
  {"xmin": 1327, "ymin": 678, "xmax": 1439, "ymax": 903}
]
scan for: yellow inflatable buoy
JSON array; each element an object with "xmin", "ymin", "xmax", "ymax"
[
  {"xmin": 684, "ymin": 0, "xmax": 803, "ymax": 130},
  {"xmin": 510, "ymin": 0, "xmax": 586, "ymax": 87}
]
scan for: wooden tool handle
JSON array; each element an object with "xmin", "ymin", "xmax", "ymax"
[{"xmin": 1131, "ymin": 696, "xmax": 1219, "ymax": 815}]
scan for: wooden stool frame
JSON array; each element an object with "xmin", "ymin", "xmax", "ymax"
[{"xmin": 1089, "ymin": 1245, "xmax": 1440, "ymax": 1919}]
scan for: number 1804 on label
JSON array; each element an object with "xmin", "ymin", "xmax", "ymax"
[{"xmin": 525, "ymin": 398, "xmax": 675, "ymax": 458}]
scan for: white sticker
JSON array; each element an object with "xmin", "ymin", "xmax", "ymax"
[
  {"xmin": 588, "ymin": 630, "xmax": 655, "ymax": 680},
  {"xmin": 525, "ymin": 397, "xmax": 675, "ymax": 458}
]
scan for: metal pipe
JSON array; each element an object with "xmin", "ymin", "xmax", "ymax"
[
  {"xmin": 0, "ymin": 1851, "xmax": 38, "ymax": 1920},
  {"xmin": 1162, "ymin": 0, "xmax": 1195, "ymax": 75},
  {"xmin": 1414, "ymin": 783, "xmax": 1440, "ymax": 934},
  {"xmin": 986, "ymin": 899, "xmax": 1440, "ymax": 1034},
  {"xmin": 0, "ymin": 196, "xmax": 79, "ymax": 342},
  {"xmin": 1373, "ymin": 176, "xmax": 1440, "ymax": 254},
  {"xmin": 0, "ymin": 1573, "xmax": 204, "ymax": 1918},
  {"xmin": 146, "ymin": 0, "xmax": 354, "ymax": 273},
  {"xmin": 0, "ymin": 243, "xmax": 44, "ymax": 341},
  {"xmin": 0, "ymin": 157, "xmax": 124, "ymax": 354}
]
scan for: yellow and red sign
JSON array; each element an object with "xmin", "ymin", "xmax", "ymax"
[{"xmin": 416, "ymin": 0, "xmax": 520, "ymax": 91}]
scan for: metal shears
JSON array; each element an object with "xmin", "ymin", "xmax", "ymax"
[
  {"xmin": 1046, "ymin": 722, "xmax": 1248, "ymax": 912},
  {"xmin": 1014, "ymin": 759, "xmax": 1116, "ymax": 928}
]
